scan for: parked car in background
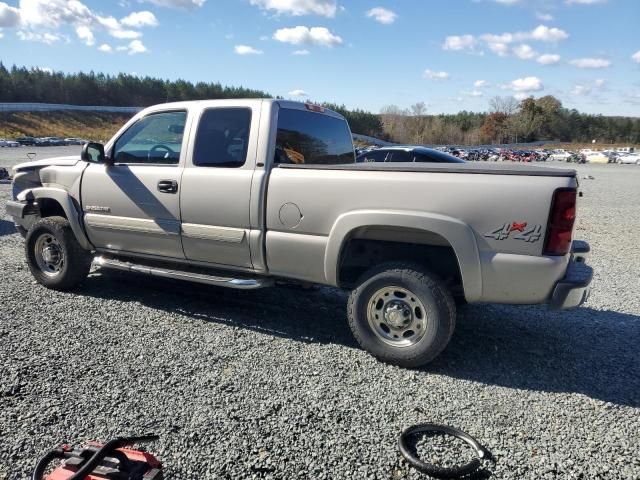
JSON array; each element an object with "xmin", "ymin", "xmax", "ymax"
[
  {"xmin": 584, "ymin": 151, "xmax": 609, "ymax": 164},
  {"xmin": 0, "ymin": 138, "xmax": 20, "ymax": 147},
  {"xmin": 64, "ymin": 138, "xmax": 86, "ymax": 145},
  {"xmin": 16, "ymin": 136, "xmax": 38, "ymax": 146},
  {"xmin": 550, "ymin": 150, "xmax": 573, "ymax": 161},
  {"xmin": 617, "ymin": 152, "xmax": 640, "ymax": 164},
  {"xmin": 357, "ymin": 146, "xmax": 466, "ymax": 163}
]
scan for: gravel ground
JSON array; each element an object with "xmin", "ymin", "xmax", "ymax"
[{"xmin": 1, "ymin": 157, "xmax": 639, "ymax": 479}]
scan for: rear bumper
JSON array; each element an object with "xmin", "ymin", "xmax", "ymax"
[{"xmin": 548, "ymin": 240, "xmax": 592, "ymax": 310}]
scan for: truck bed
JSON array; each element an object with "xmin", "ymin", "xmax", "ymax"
[{"xmin": 276, "ymin": 162, "xmax": 576, "ymax": 177}]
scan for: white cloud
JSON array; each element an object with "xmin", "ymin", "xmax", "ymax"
[
  {"xmin": 366, "ymin": 7, "xmax": 397, "ymax": 24},
  {"xmin": 288, "ymin": 89, "xmax": 308, "ymax": 97},
  {"xmin": 146, "ymin": 0, "xmax": 205, "ymax": 8},
  {"xmin": 249, "ymin": 0, "xmax": 336, "ymax": 17},
  {"xmin": 234, "ymin": 44, "xmax": 263, "ymax": 55},
  {"xmin": 121, "ymin": 11, "xmax": 158, "ymax": 27},
  {"xmin": 474, "ymin": 80, "xmax": 488, "ymax": 88},
  {"xmin": 487, "ymin": 41, "xmax": 509, "ymax": 56},
  {"xmin": 98, "ymin": 43, "xmax": 112, "ymax": 52},
  {"xmin": 569, "ymin": 57, "xmax": 611, "ymax": 68},
  {"xmin": 292, "ymin": 49, "xmax": 310, "ymax": 55},
  {"xmin": 566, "ymin": 0, "xmax": 606, "ymax": 4},
  {"xmin": 75, "ymin": 25, "xmax": 94, "ymax": 46},
  {"xmin": 514, "ymin": 92, "xmax": 529, "ymax": 100},
  {"xmin": 17, "ymin": 30, "xmax": 63, "ymax": 44},
  {"xmin": 632, "ymin": 50, "xmax": 640, "ymax": 63},
  {"xmin": 529, "ymin": 25, "xmax": 568, "ymax": 42},
  {"xmin": 536, "ymin": 53, "xmax": 561, "ymax": 64},
  {"xmin": 108, "ymin": 28, "xmax": 142, "ymax": 39},
  {"xmin": 461, "ymin": 90, "xmax": 483, "ymax": 97},
  {"xmin": 9, "ymin": 1, "xmax": 157, "ymax": 47},
  {"xmin": 273, "ymin": 26, "xmax": 342, "ymax": 47},
  {"xmin": 500, "ymin": 76, "xmax": 543, "ymax": 92},
  {"xmin": 570, "ymin": 78, "xmax": 606, "ymax": 96},
  {"xmin": 536, "ymin": 12, "xmax": 554, "ymax": 21},
  {"xmin": 118, "ymin": 39, "xmax": 147, "ymax": 54},
  {"xmin": 442, "ymin": 34, "xmax": 476, "ymax": 52},
  {"xmin": 37, "ymin": 66, "xmax": 52, "ymax": 73},
  {"xmin": 513, "ymin": 44, "xmax": 537, "ymax": 59},
  {"xmin": 0, "ymin": 2, "xmax": 20, "ymax": 27},
  {"xmin": 423, "ymin": 69, "xmax": 450, "ymax": 80}
]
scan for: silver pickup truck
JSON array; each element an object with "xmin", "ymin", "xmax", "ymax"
[{"xmin": 7, "ymin": 99, "xmax": 592, "ymax": 367}]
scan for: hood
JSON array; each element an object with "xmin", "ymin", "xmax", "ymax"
[{"xmin": 13, "ymin": 155, "xmax": 81, "ymax": 173}]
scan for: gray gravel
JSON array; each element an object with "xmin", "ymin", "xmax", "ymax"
[{"xmin": 1, "ymin": 160, "xmax": 639, "ymax": 479}]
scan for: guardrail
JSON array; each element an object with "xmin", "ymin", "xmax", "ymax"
[{"xmin": 0, "ymin": 103, "xmax": 143, "ymax": 113}]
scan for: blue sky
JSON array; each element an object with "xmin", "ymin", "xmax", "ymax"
[{"xmin": 0, "ymin": 0, "xmax": 638, "ymax": 116}]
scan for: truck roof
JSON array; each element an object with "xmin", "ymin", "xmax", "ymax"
[{"xmin": 139, "ymin": 98, "xmax": 346, "ymax": 120}]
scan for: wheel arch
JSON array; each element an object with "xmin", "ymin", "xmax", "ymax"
[
  {"xmin": 325, "ymin": 210, "xmax": 482, "ymax": 302},
  {"xmin": 18, "ymin": 187, "xmax": 93, "ymax": 251}
]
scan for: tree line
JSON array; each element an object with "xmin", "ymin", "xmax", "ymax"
[
  {"xmin": 380, "ymin": 97, "xmax": 640, "ymax": 145},
  {"xmin": 1, "ymin": 64, "xmax": 638, "ymax": 144}
]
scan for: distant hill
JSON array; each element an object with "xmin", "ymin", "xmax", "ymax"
[{"xmin": 0, "ymin": 111, "xmax": 132, "ymax": 141}]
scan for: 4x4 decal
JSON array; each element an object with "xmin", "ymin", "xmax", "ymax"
[{"xmin": 484, "ymin": 222, "xmax": 542, "ymax": 243}]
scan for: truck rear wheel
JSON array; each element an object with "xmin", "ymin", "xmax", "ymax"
[
  {"xmin": 347, "ymin": 263, "xmax": 456, "ymax": 368},
  {"xmin": 25, "ymin": 216, "xmax": 92, "ymax": 291}
]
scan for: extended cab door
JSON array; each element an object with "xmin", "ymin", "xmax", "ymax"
[
  {"xmin": 178, "ymin": 103, "xmax": 258, "ymax": 268},
  {"xmin": 81, "ymin": 109, "xmax": 189, "ymax": 259}
]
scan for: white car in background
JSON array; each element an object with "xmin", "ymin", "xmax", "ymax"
[
  {"xmin": 617, "ymin": 152, "xmax": 640, "ymax": 164},
  {"xmin": 584, "ymin": 151, "xmax": 609, "ymax": 164},
  {"xmin": 550, "ymin": 150, "xmax": 573, "ymax": 161},
  {"xmin": 0, "ymin": 139, "xmax": 20, "ymax": 147}
]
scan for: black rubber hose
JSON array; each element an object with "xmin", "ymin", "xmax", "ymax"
[
  {"xmin": 66, "ymin": 435, "xmax": 159, "ymax": 480},
  {"xmin": 398, "ymin": 424, "xmax": 488, "ymax": 479},
  {"xmin": 31, "ymin": 449, "xmax": 66, "ymax": 480}
]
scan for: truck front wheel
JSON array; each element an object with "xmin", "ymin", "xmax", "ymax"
[
  {"xmin": 25, "ymin": 216, "xmax": 92, "ymax": 291},
  {"xmin": 347, "ymin": 263, "xmax": 456, "ymax": 368}
]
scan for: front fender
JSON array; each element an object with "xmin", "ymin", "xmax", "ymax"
[
  {"xmin": 17, "ymin": 187, "xmax": 93, "ymax": 251},
  {"xmin": 324, "ymin": 210, "xmax": 482, "ymax": 302}
]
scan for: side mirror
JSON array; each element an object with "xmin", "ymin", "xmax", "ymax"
[{"xmin": 81, "ymin": 142, "xmax": 109, "ymax": 164}]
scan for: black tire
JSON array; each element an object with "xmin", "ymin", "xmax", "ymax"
[
  {"xmin": 25, "ymin": 216, "xmax": 92, "ymax": 290},
  {"xmin": 347, "ymin": 263, "xmax": 456, "ymax": 368}
]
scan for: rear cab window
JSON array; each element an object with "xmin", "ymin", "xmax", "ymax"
[
  {"xmin": 275, "ymin": 107, "xmax": 355, "ymax": 165},
  {"xmin": 193, "ymin": 108, "xmax": 252, "ymax": 168}
]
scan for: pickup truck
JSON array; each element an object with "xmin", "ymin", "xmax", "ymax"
[{"xmin": 7, "ymin": 99, "xmax": 593, "ymax": 367}]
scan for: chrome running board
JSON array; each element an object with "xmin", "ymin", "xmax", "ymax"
[{"xmin": 94, "ymin": 256, "xmax": 273, "ymax": 290}]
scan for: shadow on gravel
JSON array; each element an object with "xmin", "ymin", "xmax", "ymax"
[
  {"xmin": 82, "ymin": 269, "xmax": 357, "ymax": 346},
  {"xmin": 430, "ymin": 305, "xmax": 640, "ymax": 408},
  {"xmin": 0, "ymin": 219, "xmax": 17, "ymax": 237},
  {"xmin": 82, "ymin": 271, "xmax": 639, "ymax": 408}
]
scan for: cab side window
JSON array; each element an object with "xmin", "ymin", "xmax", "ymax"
[
  {"xmin": 112, "ymin": 111, "xmax": 187, "ymax": 165},
  {"xmin": 193, "ymin": 108, "xmax": 251, "ymax": 167}
]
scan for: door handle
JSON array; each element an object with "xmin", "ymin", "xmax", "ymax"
[{"xmin": 157, "ymin": 180, "xmax": 178, "ymax": 194}]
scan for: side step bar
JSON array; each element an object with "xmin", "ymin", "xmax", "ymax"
[{"xmin": 94, "ymin": 256, "xmax": 273, "ymax": 290}]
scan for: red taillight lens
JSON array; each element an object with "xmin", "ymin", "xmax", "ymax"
[{"xmin": 544, "ymin": 188, "xmax": 577, "ymax": 256}]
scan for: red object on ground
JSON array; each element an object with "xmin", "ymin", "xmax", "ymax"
[{"xmin": 45, "ymin": 442, "xmax": 162, "ymax": 480}]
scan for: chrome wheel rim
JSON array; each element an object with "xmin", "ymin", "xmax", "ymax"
[
  {"xmin": 34, "ymin": 233, "xmax": 64, "ymax": 277},
  {"xmin": 367, "ymin": 286, "xmax": 428, "ymax": 347}
]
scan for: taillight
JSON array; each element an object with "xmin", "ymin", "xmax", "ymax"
[{"xmin": 544, "ymin": 188, "xmax": 577, "ymax": 256}]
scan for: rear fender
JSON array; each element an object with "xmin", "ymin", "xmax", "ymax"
[{"xmin": 325, "ymin": 210, "xmax": 482, "ymax": 301}]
